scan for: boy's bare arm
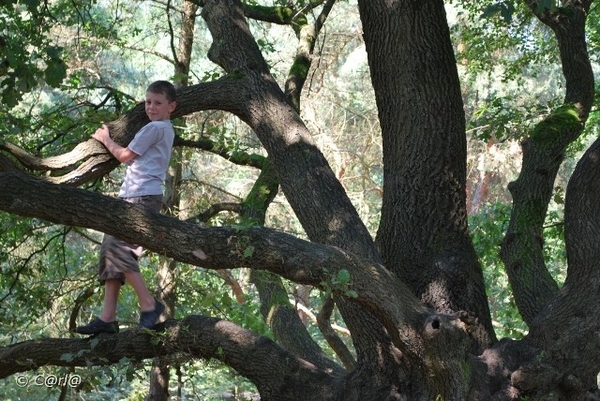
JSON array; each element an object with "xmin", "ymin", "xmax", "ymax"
[{"xmin": 92, "ymin": 124, "xmax": 137, "ymax": 164}]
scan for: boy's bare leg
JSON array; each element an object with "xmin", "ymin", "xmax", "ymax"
[
  {"xmin": 124, "ymin": 271, "xmax": 165, "ymax": 328},
  {"xmin": 124, "ymin": 271, "xmax": 156, "ymax": 312},
  {"xmin": 75, "ymin": 279, "xmax": 121, "ymax": 334},
  {"xmin": 99, "ymin": 279, "xmax": 121, "ymax": 322}
]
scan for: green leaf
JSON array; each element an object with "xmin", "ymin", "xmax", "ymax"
[
  {"xmin": 89, "ymin": 338, "xmax": 100, "ymax": 350},
  {"xmin": 243, "ymin": 245, "xmax": 255, "ymax": 258},
  {"xmin": 336, "ymin": 269, "xmax": 350, "ymax": 285}
]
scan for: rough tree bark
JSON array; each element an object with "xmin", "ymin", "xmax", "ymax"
[
  {"xmin": 499, "ymin": 0, "xmax": 596, "ymax": 326},
  {"xmin": 0, "ymin": 0, "xmax": 598, "ymax": 400},
  {"xmin": 362, "ymin": 0, "xmax": 496, "ymax": 352}
]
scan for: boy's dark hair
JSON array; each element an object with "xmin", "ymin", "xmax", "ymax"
[{"xmin": 147, "ymin": 80, "xmax": 177, "ymax": 103}]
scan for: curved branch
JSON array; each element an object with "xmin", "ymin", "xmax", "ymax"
[
  {"xmin": 516, "ymin": 138, "xmax": 600, "ymax": 398},
  {"xmin": 0, "ymin": 77, "xmax": 261, "ymax": 185},
  {"xmin": 0, "ymin": 316, "xmax": 342, "ymax": 400},
  {"xmin": 173, "ymin": 135, "xmax": 267, "ymax": 169},
  {"xmin": 187, "ymin": 202, "xmax": 243, "ymax": 223},
  {"xmin": 499, "ymin": 0, "xmax": 595, "ymax": 325},
  {"xmin": 563, "ymin": 139, "xmax": 600, "ymax": 292},
  {"xmin": 316, "ymin": 297, "xmax": 356, "ymax": 371},
  {"xmin": 284, "ymin": 0, "xmax": 336, "ymax": 111},
  {"xmin": 69, "ymin": 286, "xmax": 96, "ymax": 332},
  {"xmin": 0, "ymin": 138, "xmax": 108, "ymax": 172},
  {"xmin": 241, "ymin": 159, "xmax": 346, "ymax": 373},
  {"xmin": 0, "ymin": 171, "xmax": 431, "ymax": 357}
]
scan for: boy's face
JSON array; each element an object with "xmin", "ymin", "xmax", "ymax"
[{"xmin": 145, "ymin": 91, "xmax": 176, "ymax": 121}]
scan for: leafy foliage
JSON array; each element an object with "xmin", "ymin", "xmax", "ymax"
[
  {"xmin": 469, "ymin": 203, "xmax": 527, "ymax": 339},
  {"xmin": 0, "ymin": 0, "xmax": 68, "ymax": 108}
]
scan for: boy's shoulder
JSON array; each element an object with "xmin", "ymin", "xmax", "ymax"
[
  {"xmin": 138, "ymin": 120, "xmax": 173, "ymax": 134},
  {"xmin": 145, "ymin": 120, "xmax": 172, "ymax": 128}
]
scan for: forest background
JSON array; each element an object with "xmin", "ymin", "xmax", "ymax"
[{"xmin": 0, "ymin": 0, "xmax": 599, "ymax": 400}]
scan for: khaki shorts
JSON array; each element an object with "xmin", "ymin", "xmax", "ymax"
[{"xmin": 98, "ymin": 195, "xmax": 163, "ymax": 284}]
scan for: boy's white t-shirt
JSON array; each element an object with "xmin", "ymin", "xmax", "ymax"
[{"xmin": 118, "ymin": 120, "xmax": 174, "ymax": 198}]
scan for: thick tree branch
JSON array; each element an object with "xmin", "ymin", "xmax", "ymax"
[
  {"xmin": 201, "ymin": 0, "xmax": 379, "ymax": 261},
  {"xmin": 0, "ymin": 139, "xmax": 101, "ymax": 171},
  {"xmin": 500, "ymin": 0, "xmax": 595, "ymax": 325},
  {"xmin": 515, "ymin": 138, "xmax": 600, "ymax": 399},
  {"xmin": 239, "ymin": 160, "xmax": 347, "ymax": 374},
  {"xmin": 0, "ymin": 78, "xmax": 258, "ymax": 185},
  {"xmin": 0, "ymin": 316, "xmax": 342, "ymax": 400},
  {"xmin": 199, "ymin": 3, "xmax": 405, "ymax": 377},
  {"xmin": 0, "ymin": 171, "xmax": 434, "ymax": 358},
  {"xmin": 284, "ymin": 0, "xmax": 336, "ymax": 112}
]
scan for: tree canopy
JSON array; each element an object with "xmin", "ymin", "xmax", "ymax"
[{"xmin": 1, "ymin": 0, "xmax": 599, "ymax": 400}]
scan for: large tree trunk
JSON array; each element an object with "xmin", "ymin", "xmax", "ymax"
[{"xmin": 361, "ymin": 0, "xmax": 495, "ymax": 352}]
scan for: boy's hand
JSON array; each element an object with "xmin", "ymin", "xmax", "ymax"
[
  {"xmin": 92, "ymin": 124, "xmax": 110, "ymax": 145},
  {"xmin": 91, "ymin": 124, "xmax": 137, "ymax": 164}
]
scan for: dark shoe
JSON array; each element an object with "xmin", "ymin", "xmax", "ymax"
[
  {"xmin": 75, "ymin": 317, "xmax": 119, "ymax": 334},
  {"xmin": 139, "ymin": 298, "xmax": 165, "ymax": 329}
]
